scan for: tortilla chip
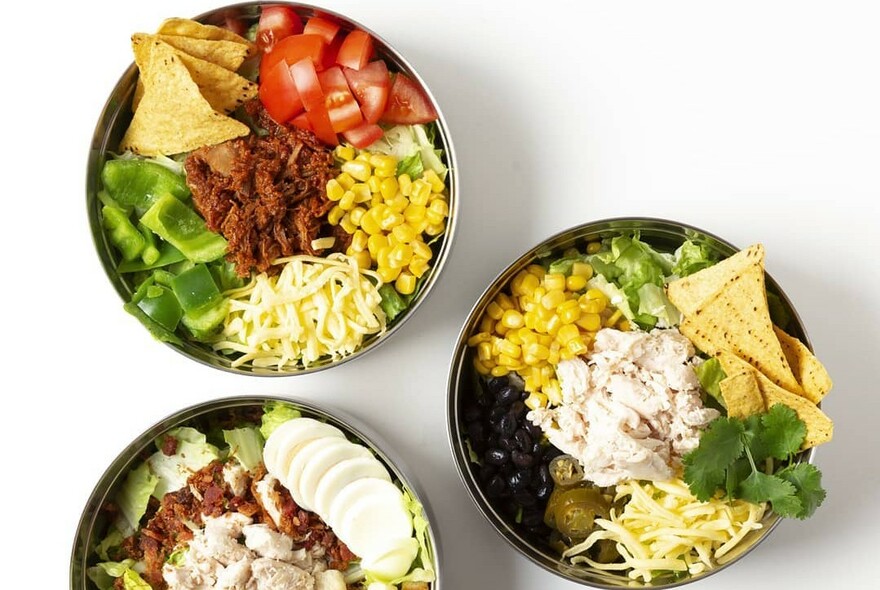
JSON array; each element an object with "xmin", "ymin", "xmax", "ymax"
[
  {"xmin": 719, "ymin": 370, "xmax": 765, "ymax": 418},
  {"xmin": 679, "ymin": 263, "xmax": 803, "ymax": 394},
  {"xmin": 715, "ymin": 350, "xmax": 832, "ymax": 449},
  {"xmin": 132, "ymin": 34, "xmax": 256, "ymax": 113},
  {"xmin": 774, "ymin": 325, "xmax": 832, "ymax": 404},
  {"xmin": 120, "ymin": 40, "xmax": 249, "ymax": 156},
  {"xmin": 152, "ymin": 34, "xmax": 251, "ymax": 71},
  {"xmin": 157, "ymin": 17, "xmax": 255, "ymax": 54},
  {"xmin": 667, "ymin": 244, "xmax": 765, "ymax": 316}
]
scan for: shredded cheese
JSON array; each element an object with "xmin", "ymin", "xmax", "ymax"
[
  {"xmin": 210, "ymin": 254, "xmax": 387, "ymax": 369},
  {"xmin": 563, "ymin": 479, "xmax": 766, "ymax": 583}
]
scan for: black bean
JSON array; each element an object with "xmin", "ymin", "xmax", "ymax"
[
  {"xmin": 514, "ymin": 491, "xmax": 537, "ymax": 508},
  {"xmin": 467, "ymin": 422, "xmax": 486, "ymax": 448},
  {"xmin": 479, "ymin": 463, "xmax": 497, "ymax": 483},
  {"xmin": 485, "ymin": 448, "xmax": 509, "ymax": 466},
  {"xmin": 489, "ymin": 405, "xmax": 507, "ymax": 425},
  {"xmin": 502, "ymin": 499, "xmax": 519, "ymax": 516},
  {"xmin": 525, "ymin": 420, "xmax": 543, "ymax": 439},
  {"xmin": 487, "ymin": 376, "xmax": 508, "ymax": 394},
  {"xmin": 508, "ymin": 469, "xmax": 531, "ymax": 491},
  {"xmin": 511, "ymin": 450, "xmax": 535, "ymax": 469},
  {"xmin": 463, "ymin": 403, "xmax": 483, "ymax": 423},
  {"xmin": 521, "ymin": 509, "xmax": 544, "ymax": 528},
  {"xmin": 543, "ymin": 445, "xmax": 563, "ymax": 462},
  {"xmin": 499, "ymin": 436, "xmax": 516, "ymax": 452},
  {"xmin": 514, "ymin": 428, "xmax": 532, "ymax": 450},
  {"xmin": 535, "ymin": 482, "xmax": 554, "ymax": 501},
  {"xmin": 496, "ymin": 385, "xmax": 520, "ymax": 405},
  {"xmin": 510, "ymin": 401, "xmax": 526, "ymax": 418},
  {"xmin": 536, "ymin": 464, "xmax": 551, "ymax": 485},
  {"xmin": 498, "ymin": 412, "xmax": 517, "ymax": 437},
  {"xmin": 486, "ymin": 475, "xmax": 506, "ymax": 498}
]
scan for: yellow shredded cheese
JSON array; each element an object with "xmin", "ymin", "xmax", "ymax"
[
  {"xmin": 563, "ymin": 479, "xmax": 766, "ymax": 583},
  {"xmin": 211, "ymin": 254, "xmax": 386, "ymax": 369}
]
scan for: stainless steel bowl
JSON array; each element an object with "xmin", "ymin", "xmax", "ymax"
[
  {"xmin": 71, "ymin": 395, "xmax": 442, "ymax": 590},
  {"xmin": 447, "ymin": 217, "xmax": 816, "ymax": 588},
  {"xmin": 86, "ymin": 2, "xmax": 458, "ymax": 376}
]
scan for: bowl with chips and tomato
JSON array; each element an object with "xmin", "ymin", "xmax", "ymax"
[
  {"xmin": 447, "ymin": 217, "xmax": 833, "ymax": 587},
  {"xmin": 87, "ymin": 2, "xmax": 457, "ymax": 375}
]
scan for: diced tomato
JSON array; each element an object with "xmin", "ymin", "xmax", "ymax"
[
  {"xmin": 303, "ymin": 16, "xmax": 340, "ymax": 45},
  {"xmin": 336, "ymin": 30, "xmax": 374, "ymax": 70},
  {"xmin": 318, "ymin": 67, "xmax": 363, "ymax": 133},
  {"xmin": 256, "ymin": 6, "xmax": 304, "ymax": 52},
  {"xmin": 259, "ymin": 59, "xmax": 304, "ymax": 123},
  {"xmin": 342, "ymin": 122, "xmax": 384, "ymax": 149},
  {"xmin": 290, "ymin": 112, "xmax": 313, "ymax": 132},
  {"xmin": 380, "ymin": 73, "xmax": 439, "ymax": 125},
  {"xmin": 320, "ymin": 33, "xmax": 345, "ymax": 71},
  {"xmin": 259, "ymin": 34, "xmax": 325, "ymax": 82},
  {"xmin": 289, "ymin": 58, "xmax": 337, "ymax": 145},
  {"xmin": 343, "ymin": 61, "xmax": 390, "ymax": 124}
]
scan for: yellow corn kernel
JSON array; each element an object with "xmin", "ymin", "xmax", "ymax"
[
  {"xmin": 587, "ymin": 241, "xmax": 602, "ymax": 254},
  {"xmin": 338, "ymin": 191, "xmax": 356, "ymax": 211},
  {"xmin": 390, "ymin": 223, "xmax": 415, "ymax": 244},
  {"xmin": 380, "ymin": 210, "xmax": 405, "ymax": 231},
  {"xmin": 506, "ymin": 330, "xmax": 523, "ymax": 346},
  {"xmin": 351, "ymin": 183, "xmax": 372, "ymax": 203},
  {"xmin": 605, "ymin": 309, "xmax": 624, "ymax": 327},
  {"xmin": 403, "ymin": 203, "xmax": 426, "ymax": 224},
  {"xmin": 557, "ymin": 300, "xmax": 581, "ymax": 324},
  {"xmin": 355, "ymin": 152, "xmax": 370, "ymax": 162},
  {"xmin": 349, "ymin": 206, "xmax": 367, "ymax": 226},
  {"xmin": 523, "ymin": 342, "xmax": 550, "ymax": 361},
  {"xmin": 557, "ymin": 324, "xmax": 580, "ymax": 345},
  {"xmin": 410, "ymin": 179, "xmax": 431, "ymax": 206},
  {"xmin": 398, "ymin": 174, "xmax": 413, "ymax": 197},
  {"xmin": 423, "ymin": 169, "xmax": 446, "ymax": 193},
  {"xmin": 352, "ymin": 251, "xmax": 372, "ymax": 269},
  {"xmin": 326, "ymin": 179, "xmax": 345, "ymax": 201},
  {"xmin": 335, "ymin": 172, "xmax": 356, "ymax": 190},
  {"xmin": 497, "ymin": 339, "xmax": 521, "ymax": 359},
  {"xmin": 485, "ymin": 302, "xmax": 504, "ymax": 321},
  {"xmin": 510, "ymin": 271, "xmax": 529, "ymax": 296},
  {"xmin": 618, "ymin": 319, "xmax": 632, "ymax": 332},
  {"xmin": 341, "ymin": 160, "xmax": 371, "ymax": 182},
  {"xmin": 567, "ymin": 337, "xmax": 588, "ymax": 356},
  {"xmin": 576, "ymin": 313, "xmax": 602, "ymax": 332},
  {"xmin": 389, "ymin": 243, "xmax": 413, "ymax": 268},
  {"xmin": 495, "ymin": 293, "xmax": 515, "ymax": 311},
  {"xmin": 477, "ymin": 341, "xmax": 492, "ymax": 361},
  {"xmin": 367, "ymin": 234, "xmax": 388, "ymax": 258},
  {"xmin": 517, "ymin": 328, "xmax": 538, "ymax": 344},
  {"xmin": 369, "ymin": 153, "xmax": 396, "ymax": 170},
  {"xmin": 543, "ymin": 273, "xmax": 566, "ymax": 292},
  {"xmin": 523, "ymin": 310, "xmax": 538, "ymax": 330},
  {"xmin": 566, "ymin": 274, "xmax": 588, "ymax": 292},
  {"xmin": 545, "ymin": 381, "xmax": 563, "ymax": 405},
  {"xmin": 500, "ymin": 309, "xmax": 524, "ymax": 330},
  {"xmin": 350, "ymin": 230, "xmax": 369, "ymax": 252},
  {"xmin": 360, "ymin": 210, "xmax": 382, "ymax": 235},
  {"xmin": 408, "ymin": 257, "xmax": 430, "ymax": 278},
  {"xmin": 386, "ymin": 193, "xmax": 409, "ymax": 213},
  {"xmin": 580, "ymin": 298, "xmax": 606, "ymax": 314},
  {"xmin": 497, "ymin": 353, "xmax": 519, "ymax": 367},
  {"xmin": 366, "ymin": 175, "xmax": 382, "ymax": 194},
  {"xmin": 379, "ymin": 177, "xmax": 399, "ymax": 201},
  {"xmin": 377, "ymin": 264, "xmax": 401, "ymax": 283},
  {"xmin": 585, "ymin": 288, "xmax": 606, "ymax": 302},
  {"xmin": 537, "ymin": 334, "xmax": 554, "ymax": 347},
  {"xmin": 467, "ymin": 332, "xmax": 491, "ymax": 347},
  {"xmin": 395, "ymin": 271, "xmax": 417, "ymax": 295},
  {"xmin": 334, "ymin": 145, "xmax": 355, "ymax": 161},
  {"xmin": 524, "ymin": 265, "xmax": 545, "ymax": 280},
  {"xmin": 473, "ymin": 358, "xmax": 491, "ymax": 376},
  {"xmin": 479, "ymin": 315, "xmax": 495, "ymax": 334},
  {"xmin": 328, "ymin": 205, "xmax": 345, "ymax": 226},
  {"xmin": 494, "ymin": 323, "xmax": 509, "ymax": 336},
  {"xmin": 571, "ymin": 262, "xmax": 593, "ymax": 279},
  {"xmin": 339, "ymin": 215, "xmax": 357, "ymax": 234},
  {"xmin": 518, "ymin": 273, "xmax": 540, "ymax": 297},
  {"xmin": 563, "ymin": 247, "xmax": 579, "ymax": 258},
  {"xmin": 428, "ymin": 198, "xmax": 449, "ymax": 219},
  {"xmin": 525, "ymin": 392, "xmax": 548, "ymax": 410},
  {"xmin": 425, "ymin": 222, "xmax": 445, "ymax": 236},
  {"xmin": 545, "ymin": 314, "xmax": 561, "ymax": 336},
  {"xmin": 425, "ymin": 208, "xmax": 445, "ymax": 226},
  {"xmin": 490, "ymin": 365, "xmax": 510, "ymax": 378},
  {"xmin": 541, "ymin": 289, "xmax": 566, "ymax": 310},
  {"xmin": 411, "ymin": 239, "xmax": 433, "ymax": 261}
]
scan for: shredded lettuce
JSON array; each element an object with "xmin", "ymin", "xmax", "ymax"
[
  {"xmin": 122, "ymin": 569, "xmax": 152, "ymax": 590},
  {"xmin": 95, "ymin": 528, "xmax": 125, "ymax": 561},
  {"xmin": 637, "ymin": 283, "xmax": 681, "ymax": 328},
  {"xmin": 87, "ymin": 559, "xmax": 137, "ymax": 590},
  {"xmin": 370, "ymin": 124, "xmax": 447, "ymax": 180},
  {"xmin": 147, "ymin": 427, "xmax": 220, "ymax": 499},
  {"xmin": 260, "ymin": 401, "xmax": 302, "ymax": 439},
  {"xmin": 223, "ymin": 427, "xmax": 265, "ymax": 471},
  {"xmin": 673, "ymin": 240, "xmax": 717, "ymax": 277},
  {"xmin": 113, "ymin": 463, "xmax": 158, "ymax": 536},
  {"xmin": 695, "ymin": 357, "xmax": 727, "ymax": 408}
]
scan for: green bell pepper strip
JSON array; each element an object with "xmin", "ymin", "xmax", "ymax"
[
  {"xmin": 137, "ymin": 223, "xmax": 161, "ymax": 266},
  {"xmin": 123, "ymin": 277, "xmax": 183, "ymax": 345},
  {"xmin": 139, "ymin": 193, "xmax": 227, "ymax": 263},
  {"xmin": 101, "ymin": 159, "xmax": 190, "ymax": 212},
  {"xmin": 117, "ymin": 243, "xmax": 186, "ymax": 273},
  {"xmin": 102, "ymin": 206, "xmax": 145, "ymax": 262},
  {"xmin": 182, "ymin": 298, "xmax": 230, "ymax": 341},
  {"xmin": 170, "ymin": 264, "xmax": 222, "ymax": 314},
  {"xmin": 136, "ymin": 285, "xmax": 183, "ymax": 332}
]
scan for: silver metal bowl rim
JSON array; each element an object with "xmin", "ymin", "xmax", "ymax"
[
  {"xmin": 445, "ymin": 216, "xmax": 816, "ymax": 589},
  {"xmin": 70, "ymin": 394, "xmax": 443, "ymax": 590},
  {"xmin": 85, "ymin": 0, "xmax": 459, "ymax": 377}
]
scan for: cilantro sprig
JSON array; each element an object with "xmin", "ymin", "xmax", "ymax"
[{"xmin": 682, "ymin": 404, "xmax": 826, "ymax": 519}]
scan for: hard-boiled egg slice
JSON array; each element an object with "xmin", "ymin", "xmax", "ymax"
[
  {"xmin": 298, "ymin": 439, "xmax": 372, "ymax": 513},
  {"xmin": 263, "ymin": 418, "xmax": 344, "ymax": 481},
  {"xmin": 335, "ymin": 485, "xmax": 413, "ymax": 562},
  {"xmin": 360, "ymin": 537, "xmax": 420, "ymax": 582},
  {"xmin": 284, "ymin": 436, "xmax": 348, "ymax": 507},
  {"xmin": 327, "ymin": 477, "xmax": 408, "ymax": 534},
  {"xmin": 312, "ymin": 456, "xmax": 391, "ymax": 517}
]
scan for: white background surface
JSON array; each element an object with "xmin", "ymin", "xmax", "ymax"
[{"xmin": 1, "ymin": 0, "xmax": 878, "ymax": 588}]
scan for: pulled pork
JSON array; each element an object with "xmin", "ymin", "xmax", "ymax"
[{"xmin": 185, "ymin": 100, "xmax": 349, "ymax": 277}]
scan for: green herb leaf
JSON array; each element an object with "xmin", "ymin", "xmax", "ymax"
[
  {"xmin": 688, "ymin": 417, "xmax": 746, "ymax": 469},
  {"xmin": 776, "ymin": 463, "xmax": 827, "ymax": 519},
  {"xmin": 683, "ymin": 460, "xmax": 726, "ymax": 502},
  {"xmin": 761, "ymin": 404, "xmax": 806, "ymax": 459},
  {"xmin": 738, "ymin": 470, "xmax": 800, "ymax": 513}
]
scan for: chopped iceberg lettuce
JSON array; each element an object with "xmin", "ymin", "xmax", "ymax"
[
  {"xmin": 113, "ymin": 463, "xmax": 158, "ymax": 536},
  {"xmin": 370, "ymin": 124, "xmax": 447, "ymax": 180},
  {"xmin": 223, "ymin": 427, "xmax": 265, "ymax": 472},
  {"xmin": 147, "ymin": 427, "xmax": 220, "ymax": 499},
  {"xmin": 260, "ymin": 401, "xmax": 302, "ymax": 439}
]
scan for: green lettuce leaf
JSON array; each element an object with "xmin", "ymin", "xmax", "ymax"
[
  {"xmin": 147, "ymin": 427, "xmax": 220, "ymax": 499},
  {"xmin": 695, "ymin": 357, "xmax": 727, "ymax": 408},
  {"xmin": 87, "ymin": 559, "xmax": 137, "ymax": 590},
  {"xmin": 114, "ymin": 463, "xmax": 158, "ymax": 536},
  {"xmin": 637, "ymin": 283, "xmax": 681, "ymax": 327},
  {"xmin": 260, "ymin": 401, "xmax": 302, "ymax": 439},
  {"xmin": 378, "ymin": 283, "xmax": 409, "ymax": 321},
  {"xmin": 396, "ymin": 152, "xmax": 424, "ymax": 179},
  {"xmin": 371, "ymin": 124, "xmax": 447, "ymax": 180},
  {"xmin": 95, "ymin": 528, "xmax": 125, "ymax": 561},
  {"xmin": 672, "ymin": 240, "xmax": 717, "ymax": 277},
  {"xmin": 223, "ymin": 427, "xmax": 265, "ymax": 472},
  {"xmin": 122, "ymin": 569, "xmax": 153, "ymax": 590}
]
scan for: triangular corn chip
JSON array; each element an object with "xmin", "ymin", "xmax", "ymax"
[
  {"xmin": 774, "ymin": 326, "xmax": 832, "ymax": 404},
  {"xmin": 151, "ymin": 33, "xmax": 250, "ymax": 71},
  {"xmin": 157, "ymin": 17, "xmax": 256, "ymax": 54},
  {"xmin": 667, "ymin": 244, "xmax": 765, "ymax": 316},
  {"xmin": 719, "ymin": 370, "xmax": 765, "ymax": 418}
]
